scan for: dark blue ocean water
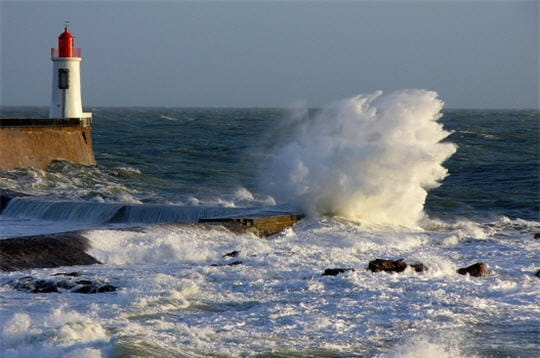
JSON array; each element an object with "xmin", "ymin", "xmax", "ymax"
[
  {"xmin": 0, "ymin": 105, "xmax": 539, "ymax": 358},
  {"xmin": 1, "ymin": 107, "xmax": 538, "ymax": 221}
]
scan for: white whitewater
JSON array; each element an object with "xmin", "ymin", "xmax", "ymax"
[{"xmin": 265, "ymin": 90, "xmax": 457, "ymax": 227}]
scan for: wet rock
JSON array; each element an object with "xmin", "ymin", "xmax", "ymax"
[
  {"xmin": 457, "ymin": 262, "xmax": 489, "ymax": 277},
  {"xmin": 52, "ymin": 272, "xmax": 81, "ymax": 277},
  {"xmin": 534, "ymin": 233, "xmax": 540, "ymax": 239},
  {"xmin": 322, "ymin": 268, "xmax": 355, "ymax": 276},
  {"xmin": 12, "ymin": 277, "xmax": 60, "ymax": 293},
  {"xmin": 211, "ymin": 261, "xmax": 243, "ymax": 267},
  {"xmin": 368, "ymin": 259, "xmax": 408, "ymax": 273},
  {"xmin": 409, "ymin": 263, "xmax": 426, "ymax": 272},
  {"xmin": 0, "ymin": 233, "xmax": 100, "ymax": 272},
  {"xmin": 367, "ymin": 259, "xmax": 426, "ymax": 273},
  {"xmin": 8, "ymin": 275, "xmax": 117, "ymax": 294},
  {"xmin": 535, "ymin": 269, "xmax": 540, "ymax": 278},
  {"xmin": 223, "ymin": 250, "xmax": 240, "ymax": 258}
]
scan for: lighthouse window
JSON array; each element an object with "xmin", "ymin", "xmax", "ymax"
[{"xmin": 58, "ymin": 68, "xmax": 69, "ymax": 89}]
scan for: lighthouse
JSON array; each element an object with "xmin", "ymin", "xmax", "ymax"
[
  {"xmin": 0, "ymin": 23, "xmax": 96, "ymax": 169},
  {"xmin": 49, "ymin": 23, "xmax": 91, "ymax": 119}
]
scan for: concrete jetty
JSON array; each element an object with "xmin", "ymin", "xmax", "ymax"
[
  {"xmin": 0, "ymin": 117, "xmax": 95, "ymax": 169},
  {"xmin": 0, "ymin": 215, "xmax": 303, "ymax": 272}
]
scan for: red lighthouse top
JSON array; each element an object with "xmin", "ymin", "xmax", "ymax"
[{"xmin": 52, "ymin": 23, "xmax": 81, "ymax": 58}]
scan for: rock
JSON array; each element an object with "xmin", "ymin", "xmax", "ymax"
[
  {"xmin": 52, "ymin": 272, "xmax": 81, "ymax": 277},
  {"xmin": 8, "ymin": 275, "xmax": 117, "ymax": 294},
  {"xmin": 0, "ymin": 233, "xmax": 100, "ymax": 272},
  {"xmin": 535, "ymin": 269, "xmax": 540, "ymax": 278},
  {"xmin": 409, "ymin": 263, "xmax": 426, "ymax": 272},
  {"xmin": 367, "ymin": 259, "xmax": 427, "ymax": 273},
  {"xmin": 322, "ymin": 268, "xmax": 355, "ymax": 276},
  {"xmin": 534, "ymin": 233, "xmax": 540, "ymax": 239},
  {"xmin": 210, "ymin": 261, "xmax": 243, "ymax": 267},
  {"xmin": 457, "ymin": 262, "xmax": 489, "ymax": 277},
  {"xmin": 223, "ymin": 250, "xmax": 240, "ymax": 258},
  {"xmin": 368, "ymin": 259, "xmax": 408, "ymax": 273}
]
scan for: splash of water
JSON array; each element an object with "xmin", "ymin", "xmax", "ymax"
[{"xmin": 264, "ymin": 90, "xmax": 457, "ymax": 227}]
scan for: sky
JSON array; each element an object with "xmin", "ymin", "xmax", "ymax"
[{"xmin": 1, "ymin": 0, "xmax": 538, "ymax": 109}]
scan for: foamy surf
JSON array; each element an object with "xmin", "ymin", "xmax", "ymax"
[
  {"xmin": 0, "ymin": 104, "xmax": 537, "ymax": 357},
  {"xmin": 1, "ymin": 216, "xmax": 538, "ymax": 357},
  {"xmin": 265, "ymin": 90, "xmax": 457, "ymax": 227}
]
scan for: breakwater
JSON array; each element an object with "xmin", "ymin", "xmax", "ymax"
[{"xmin": 0, "ymin": 117, "xmax": 95, "ymax": 169}]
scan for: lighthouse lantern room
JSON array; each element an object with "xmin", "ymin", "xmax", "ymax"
[{"xmin": 49, "ymin": 23, "xmax": 91, "ymax": 119}]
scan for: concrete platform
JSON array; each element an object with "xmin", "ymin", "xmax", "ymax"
[
  {"xmin": 0, "ymin": 213, "xmax": 304, "ymax": 271},
  {"xmin": 200, "ymin": 214, "xmax": 303, "ymax": 237}
]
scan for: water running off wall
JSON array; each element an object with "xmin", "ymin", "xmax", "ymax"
[{"xmin": 264, "ymin": 90, "xmax": 457, "ymax": 227}]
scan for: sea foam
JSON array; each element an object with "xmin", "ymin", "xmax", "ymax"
[{"xmin": 265, "ymin": 90, "xmax": 457, "ymax": 227}]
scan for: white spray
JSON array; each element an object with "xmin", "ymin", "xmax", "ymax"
[{"xmin": 264, "ymin": 90, "xmax": 457, "ymax": 227}]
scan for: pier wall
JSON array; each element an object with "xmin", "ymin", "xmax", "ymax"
[{"xmin": 0, "ymin": 118, "xmax": 95, "ymax": 169}]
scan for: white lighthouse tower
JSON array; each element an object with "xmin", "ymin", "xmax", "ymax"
[{"xmin": 49, "ymin": 23, "xmax": 91, "ymax": 119}]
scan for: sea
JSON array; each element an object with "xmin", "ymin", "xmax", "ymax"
[{"xmin": 0, "ymin": 90, "xmax": 538, "ymax": 358}]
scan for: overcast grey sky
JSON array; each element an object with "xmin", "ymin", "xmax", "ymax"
[{"xmin": 1, "ymin": 1, "xmax": 538, "ymax": 108}]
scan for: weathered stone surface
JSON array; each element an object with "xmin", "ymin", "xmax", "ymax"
[
  {"xmin": 457, "ymin": 262, "xmax": 489, "ymax": 277},
  {"xmin": 322, "ymin": 268, "xmax": 355, "ymax": 276},
  {"xmin": 0, "ymin": 125, "xmax": 95, "ymax": 170},
  {"xmin": 0, "ymin": 233, "xmax": 100, "ymax": 272},
  {"xmin": 200, "ymin": 214, "xmax": 304, "ymax": 237},
  {"xmin": 8, "ymin": 275, "xmax": 117, "ymax": 294}
]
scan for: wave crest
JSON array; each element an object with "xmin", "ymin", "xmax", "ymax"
[{"xmin": 264, "ymin": 90, "xmax": 457, "ymax": 227}]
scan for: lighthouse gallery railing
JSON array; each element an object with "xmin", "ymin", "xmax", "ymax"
[{"xmin": 51, "ymin": 47, "xmax": 82, "ymax": 58}]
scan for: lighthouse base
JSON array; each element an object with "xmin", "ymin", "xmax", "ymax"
[{"xmin": 0, "ymin": 118, "xmax": 95, "ymax": 170}]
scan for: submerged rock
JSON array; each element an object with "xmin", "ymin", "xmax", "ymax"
[
  {"xmin": 322, "ymin": 268, "xmax": 355, "ymax": 276},
  {"xmin": 211, "ymin": 261, "xmax": 243, "ymax": 267},
  {"xmin": 223, "ymin": 250, "xmax": 240, "ymax": 258},
  {"xmin": 457, "ymin": 262, "xmax": 489, "ymax": 277},
  {"xmin": 7, "ymin": 274, "xmax": 117, "ymax": 294}
]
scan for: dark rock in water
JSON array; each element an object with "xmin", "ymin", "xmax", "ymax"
[
  {"xmin": 368, "ymin": 259, "xmax": 408, "ymax": 273},
  {"xmin": 12, "ymin": 277, "xmax": 60, "ymax": 293},
  {"xmin": 534, "ymin": 233, "xmax": 540, "ymax": 240},
  {"xmin": 0, "ymin": 233, "xmax": 100, "ymax": 272},
  {"xmin": 535, "ymin": 269, "xmax": 540, "ymax": 278},
  {"xmin": 52, "ymin": 272, "xmax": 81, "ymax": 277},
  {"xmin": 8, "ymin": 275, "xmax": 117, "ymax": 294},
  {"xmin": 75, "ymin": 279, "xmax": 93, "ymax": 285},
  {"xmin": 322, "ymin": 268, "xmax": 355, "ymax": 276},
  {"xmin": 223, "ymin": 250, "xmax": 240, "ymax": 258},
  {"xmin": 457, "ymin": 262, "xmax": 489, "ymax": 277},
  {"xmin": 367, "ymin": 259, "xmax": 426, "ymax": 273},
  {"xmin": 409, "ymin": 263, "xmax": 427, "ymax": 272},
  {"xmin": 210, "ymin": 261, "xmax": 243, "ymax": 267}
]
